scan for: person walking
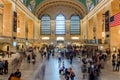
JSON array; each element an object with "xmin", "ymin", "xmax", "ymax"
[
  {"xmin": 64, "ymin": 68, "xmax": 70, "ymax": 80},
  {"xmin": 69, "ymin": 67, "xmax": 75, "ymax": 80},
  {"xmin": 32, "ymin": 53, "xmax": 36, "ymax": 64},
  {"xmin": 40, "ymin": 60, "xmax": 46, "ymax": 80},
  {"xmin": 32, "ymin": 59, "xmax": 46, "ymax": 80},
  {"xmin": 58, "ymin": 53, "xmax": 62, "ymax": 63},
  {"xmin": 81, "ymin": 64, "xmax": 87, "ymax": 79},
  {"xmin": 112, "ymin": 59, "xmax": 116, "ymax": 71},
  {"xmin": 115, "ymin": 60, "xmax": 120, "ymax": 71},
  {"xmin": 27, "ymin": 55, "xmax": 31, "ymax": 63},
  {"xmin": 70, "ymin": 53, "xmax": 73, "ymax": 64},
  {"xmin": 4, "ymin": 60, "xmax": 8, "ymax": 74}
]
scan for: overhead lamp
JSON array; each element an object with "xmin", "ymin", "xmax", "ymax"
[
  {"xmin": 102, "ymin": 32, "xmax": 105, "ymax": 37},
  {"xmin": 42, "ymin": 37, "xmax": 49, "ymax": 40},
  {"xmin": 57, "ymin": 37, "xmax": 64, "ymax": 41},
  {"xmin": 17, "ymin": 28, "xmax": 20, "ymax": 33},
  {"xmin": 71, "ymin": 37, "xmax": 79, "ymax": 40},
  {"xmin": 0, "ymin": 37, "xmax": 4, "ymax": 39}
]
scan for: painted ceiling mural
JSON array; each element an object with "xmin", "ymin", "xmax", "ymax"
[{"xmin": 21, "ymin": 0, "xmax": 102, "ymax": 12}]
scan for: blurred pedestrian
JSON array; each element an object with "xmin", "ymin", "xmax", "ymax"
[
  {"xmin": 4, "ymin": 60, "xmax": 8, "ymax": 74},
  {"xmin": 0, "ymin": 60, "xmax": 3, "ymax": 75},
  {"xmin": 69, "ymin": 67, "xmax": 75, "ymax": 80}
]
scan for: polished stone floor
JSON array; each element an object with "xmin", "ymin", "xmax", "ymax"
[{"xmin": 0, "ymin": 53, "xmax": 120, "ymax": 80}]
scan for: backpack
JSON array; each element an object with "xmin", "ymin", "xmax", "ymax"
[{"xmin": 71, "ymin": 72, "xmax": 75, "ymax": 77}]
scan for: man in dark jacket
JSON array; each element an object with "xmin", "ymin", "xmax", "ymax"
[{"xmin": 14, "ymin": 69, "xmax": 21, "ymax": 78}]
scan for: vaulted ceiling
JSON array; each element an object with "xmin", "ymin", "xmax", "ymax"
[
  {"xmin": 24, "ymin": 0, "xmax": 100, "ymax": 19},
  {"xmin": 26, "ymin": 0, "xmax": 97, "ymax": 9}
]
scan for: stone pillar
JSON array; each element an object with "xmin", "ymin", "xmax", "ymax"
[
  {"xmin": 0, "ymin": 6, "xmax": 3, "ymax": 36},
  {"xmin": 66, "ymin": 20, "xmax": 70, "ymax": 43},
  {"xmin": 51, "ymin": 20, "xmax": 55, "ymax": 43},
  {"xmin": 25, "ymin": 17, "xmax": 28, "ymax": 48}
]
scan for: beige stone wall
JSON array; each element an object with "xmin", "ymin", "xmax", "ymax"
[
  {"xmin": 15, "ymin": 0, "xmax": 40, "ymax": 40},
  {"xmin": 3, "ymin": 4, "xmax": 12, "ymax": 36},
  {"xmin": 80, "ymin": 0, "xmax": 120, "ymax": 51},
  {"xmin": 111, "ymin": 0, "xmax": 120, "ymax": 15},
  {"xmin": 0, "ymin": 12, "xmax": 3, "ymax": 35},
  {"xmin": 0, "ymin": 0, "xmax": 4, "ymax": 35},
  {"xmin": 96, "ymin": 11, "xmax": 103, "ymax": 39},
  {"xmin": 20, "ymin": 13, "xmax": 26, "ymax": 38},
  {"xmin": 110, "ymin": 0, "xmax": 120, "ymax": 50},
  {"xmin": 111, "ymin": 26, "xmax": 120, "ymax": 49},
  {"xmin": 81, "ymin": 0, "xmax": 114, "ymax": 50},
  {"xmin": 17, "ymin": 11, "xmax": 26, "ymax": 38},
  {"xmin": 0, "ymin": 0, "xmax": 41, "ymax": 50},
  {"xmin": 88, "ymin": 18, "xmax": 94, "ymax": 39},
  {"xmin": 81, "ymin": 20, "xmax": 87, "ymax": 40},
  {"xmin": 34, "ymin": 20, "xmax": 40, "ymax": 39},
  {"xmin": 28, "ymin": 19, "xmax": 34, "ymax": 39},
  {"xmin": 2, "ymin": 0, "xmax": 119, "ymax": 49},
  {"xmin": 0, "ymin": 43, "xmax": 11, "ymax": 51}
]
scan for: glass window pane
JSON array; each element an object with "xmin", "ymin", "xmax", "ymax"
[
  {"xmin": 41, "ymin": 15, "xmax": 51, "ymax": 35},
  {"xmin": 21, "ymin": 0, "xmax": 25, "ymax": 3},
  {"xmin": 70, "ymin": 15, "xmax": 80, "ymax": 35},
  {"xmin": 55, "ymin": 14, "xmax": 66, "ymax": 34}
]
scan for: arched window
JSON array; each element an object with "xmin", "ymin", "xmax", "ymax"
[
  {"xmin": 20, "ymin": 0, "xmax": 25, "ymax": 3},
  {"xmin": 89, "ymin": 3, "xmax": 94, "ymax": 11},
  {"xmin": 28, "ymin": 4, "xmax": 32, "ymax": 11},
  {"xmin": 55, "ymin": 14, "xmax": 66, "ymax": 34},
  {"xmin": 41, "ymin": 15, "xmax": 51, "ymax": 34},
  {"xmin": 70, "ymin": 15, "xmax": 80, "ymax": 34},
  {"xmin": 96, "ymin": 0, "xmax": 101, "ymax": 4}
]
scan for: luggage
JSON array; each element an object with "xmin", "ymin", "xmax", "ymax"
[{"xmin": 10, "ymin": 76, "xmax": 20, "ymax": 80}]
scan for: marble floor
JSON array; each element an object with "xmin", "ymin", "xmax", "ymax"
[{"xmin": 0, "ymin": 54, "xmax": 120, "ymax": 80}]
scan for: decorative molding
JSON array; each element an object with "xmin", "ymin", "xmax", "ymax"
[{"xmin": 82, "ymin": 0, "xmax": 112, "ymax": 21}]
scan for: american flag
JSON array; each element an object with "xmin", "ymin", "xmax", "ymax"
[{"xmin": 110, "ymin": 12, "xmax": 120, "ymax": 27}]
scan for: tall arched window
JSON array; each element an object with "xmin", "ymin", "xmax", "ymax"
[
  {"xmin": 20, "ymin": 0, "xmax": 25, "ymax": 3},
  {"xmin": 70, "ymin": 15, "xmax": 80, "ymax": 34},
  {"xmin": 96, "ymin": 0, "xmax": 101, "ymax": 4},
  {"xmin": 55, "ymin": 14, "xmax": 66, "ymax": 34},
  {"xmin": 28, "ymin": 4, "xmax": 32, "ymax": 11},
  {"xmin": 41, "ymin": 15, "xmax": 51, "ymax": 34}
]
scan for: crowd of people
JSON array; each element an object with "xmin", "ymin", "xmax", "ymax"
[
  {"xmin": 112, "ymin": 51, "xmax": 120, "ymax": 71},
  {"xmin": 80, "ymin": 46, "xmax": 108, "ymax": 80},
  {"xmin": 1, "ymin": 44, "xmax": 120, "ymax": 80},
  {"xmin": 38, "ymin": 45, "xmax": 109, "ymax": 80},
  {"xmin": 59, "ymin": 61, "xmax": 75, "ymax": 80},
  {"xmin": 0, "ymin": 60, "xmax": 8, "ymax": 75}
]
